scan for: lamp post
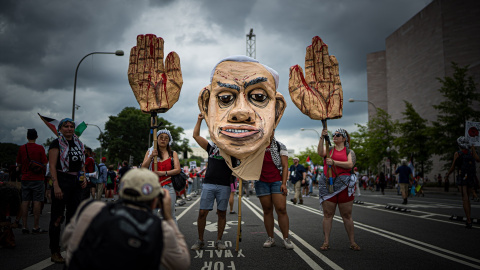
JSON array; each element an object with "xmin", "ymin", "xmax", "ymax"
[
  {"xmin": 72, "ymin": 50, "xmax": 124, "ymax": 120},
  {"xmin": 348, "ymin": 98, "xmax": 378, "ymax": 110},
  {"xmin": 86, "ymin": 123, "xmax": 103, "ymax": 160},
  {"xmin": 300, "ymin": 128, "xmax": 321, "ymax": 138}
]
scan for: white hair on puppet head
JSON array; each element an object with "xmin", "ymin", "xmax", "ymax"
[
  {"xmin": 457, "ymin": 136, "xmax": 469, "ymax": 149},
  {"xmin": 210, "ymin": 55, "xmax": 279, "ymax": 90},
  {"xmin": 155, "ymin": 129, "xmax": 173, "ymax": 146}
]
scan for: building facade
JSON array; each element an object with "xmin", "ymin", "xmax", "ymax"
[{"xmin": 367, "ymin": 0, "xmax": 480, "ymax": 179}]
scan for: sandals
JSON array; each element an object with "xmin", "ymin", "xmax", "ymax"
[
  {"xmin": 350, "ymin": 243, "xmax": 361, "ymax": 251},
  {"xmin": 320, "ymin": 243, "xmax": 330, "ymax": 251}
]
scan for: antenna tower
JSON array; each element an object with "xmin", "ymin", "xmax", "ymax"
[{"xmin": 246, "ymin": 28, "xmax": 256, "ymax": 59}]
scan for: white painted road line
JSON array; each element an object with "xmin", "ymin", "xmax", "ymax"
[
  {"xmin": 293, "ymin": 203, "xmax": 480, "ymax": 269},
  {"xmin": 243, "ymin": 198, "xmax": 344, "ymax": 270},
  {"xmin": 242, "ymin": 198, "xmax": 329, "ymax": 270},
  {"xmin": 177, "ymin": 196, "xmax": 200, "ymax": 221}
]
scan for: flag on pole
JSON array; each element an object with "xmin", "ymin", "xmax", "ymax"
[
  {"xmin": 38, "ymin": 113, "xmax": 88, "ymax": 137},
  {"xmin": 306, "ymin": 155, "xmax": 313, "ymax": 166}
]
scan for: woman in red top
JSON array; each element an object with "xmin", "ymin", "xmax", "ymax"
[
  {"xmin": 253, "ymin": 136, "xmax": 293, "ymax": 249},
  {"xmin": 142, "ymin": 129, "xmax": 181, "ymax": 223},
  {"xmin": 317, "ymin": 128, "xmax": 359, "ymax": 251}
]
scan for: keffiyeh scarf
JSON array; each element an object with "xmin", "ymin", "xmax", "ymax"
[{"xmin": 58, "ymin": 132, "xmax": 85, "ymax": 172}]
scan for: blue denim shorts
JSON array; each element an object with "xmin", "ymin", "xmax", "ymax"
[
  {"xmin": 199, "ymin": 184, "xmax": 231, "ymax": 211},
  {"xmin": 254, "ymin": 180, "xmax": 282, "ymax": 197}
]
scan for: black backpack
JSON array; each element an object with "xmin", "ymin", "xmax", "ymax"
[
  {"xmin": 68, "ymin": 200, "xmax": 164, "ymax": 270},
  {"xmin": 456, "ymin": 150, "xmax": 476, "ymax": 179}
]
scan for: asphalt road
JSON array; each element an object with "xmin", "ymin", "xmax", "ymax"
[{"xmin": 2, "ymin": 187, "xmax": 480, "ymax": 270}]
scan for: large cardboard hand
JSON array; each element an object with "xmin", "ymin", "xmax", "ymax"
[
  {"xmin": 289, "ymin": 36, "xmax": 343, "ymax": 120},
  {"xmin": 128, "ymin": 34, "xmax": 183, "ymax": 113}
]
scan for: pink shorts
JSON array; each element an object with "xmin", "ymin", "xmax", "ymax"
[{"xmin": 327, "ymin": 188, "xmax": 354, "ymax": 204}]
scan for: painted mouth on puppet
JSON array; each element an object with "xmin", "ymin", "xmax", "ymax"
[{"xmin": 219, "ymin": 125, "xmax": 260, "ymax": 139}]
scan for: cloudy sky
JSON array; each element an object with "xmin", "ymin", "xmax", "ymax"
[{"xmin": 0, "ymin": 0, "xmax": 431, "ymax": 155}]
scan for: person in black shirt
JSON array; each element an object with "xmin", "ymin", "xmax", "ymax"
[
  {"xmin": 48, "ymin": 118, "xmax": 86, "ymax": 263},
  {"xmin": 190, "ymin": 114, "xmax": 233, "ymax": 251}
]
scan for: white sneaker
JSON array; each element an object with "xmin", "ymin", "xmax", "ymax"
[
  {"xmin": 191, "ymin": 239, "xmax": 205, "ymax": 250},
  {"xmin": 263, "ymin": 237, "xmax": 275, "ymax": 248},
  {"xmin": 215, "ymin": 240, "xmax": 226, "ymax": 250},
  {"xmin": 283, "ymin": 238, "xmax": 294, "ymax": 249}
]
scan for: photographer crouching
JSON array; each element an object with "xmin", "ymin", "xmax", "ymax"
[{"xmin": 62, "ymin": 168, "xmax": 190, "ymax": 270}]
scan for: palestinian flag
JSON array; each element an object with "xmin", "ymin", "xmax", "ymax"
[
  {"xmin": 306, "ymin": 155, "xmax": 313, "ymax": 166},
  {"xmin": 38, "ymin": 113, "xmax": 88, "ymax": 137}
]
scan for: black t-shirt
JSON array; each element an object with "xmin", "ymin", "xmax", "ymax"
[
  {"xmin": 203, "ymin": 142, "xmax": 233, "ymax": 186},
  {"xmin": 49, "ymin": 139, "xmax": 84, "ymax": 172},
  {"xmin": 118, "ymin": 166, "xmax": 131, "ymax": 180}
]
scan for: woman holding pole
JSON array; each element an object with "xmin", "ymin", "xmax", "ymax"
[
  {"xmin": 317, "ymin": 128, "xmax": 360, "ymax": 251},
  {"xmin": 142, "ymin": 129, "xmax": 181, "ymax": 223}
]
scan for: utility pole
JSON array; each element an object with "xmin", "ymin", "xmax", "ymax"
[{"xmin": 246, "ymin": 28, "xmax": 256, "ymax": 59}]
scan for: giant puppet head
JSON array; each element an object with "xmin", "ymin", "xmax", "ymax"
[{"xmin": 198, "ymin": 56, "xmax": 286, "ymax": 160}]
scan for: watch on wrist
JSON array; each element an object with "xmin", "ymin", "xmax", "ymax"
[{"xmin": 165, "ymin": 171, "xmax": 168, "ymax": 176}]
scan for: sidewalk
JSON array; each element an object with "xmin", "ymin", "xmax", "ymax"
[{"xmin": 382, "ymin": 186, "xmax": 462, "ymax": 196}]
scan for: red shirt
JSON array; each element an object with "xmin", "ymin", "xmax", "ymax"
[
  {"xmin": 156, "ymin": 158, "xmax": 172, "ymax": 186},
  {"xmin": 260, "ymin": 146, "xmax": 282, "ymax": 183},
  {"xmin": 324, "ymin": 147, "xmax": 351, "ymax": 177},
  {"xmin": 16, "ymin": 143, "xmax": 48, "ymax": 181},
  {"xmin": 85, "ymin": 157, "xmax": 95, "ymax": 173}
]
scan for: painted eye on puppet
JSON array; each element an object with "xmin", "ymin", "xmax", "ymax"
[
  {"xmin": 248, "ymin": 89, "xmax": 269, "ymax": 107},
  {"xmin": 217, "ymin": 93, "xmax": 236, "ymax": 107}
]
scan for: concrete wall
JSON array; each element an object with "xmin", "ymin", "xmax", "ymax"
[
  {"xmin": 366, "ymin": 0, "xmax": 480, "ymax": 180},
  {"xmin": 366, "ymin": 51, "xmax": 387, "ymax": 119}
]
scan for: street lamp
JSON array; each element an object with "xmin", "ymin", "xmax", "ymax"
[
  {"xmin": 348, "ymin": 98, "xmax": 378, "ymax": 110},
  {"xmin": 86, "ymin": 123, "xmax": 103, "ymax": 160},
  {"xmin": 300, "ymin": 128, "xmax": 321, "ymax": 138},
  {"xmin": 72, "ymin": 50, "xmax": 124, "ymax": 120}
]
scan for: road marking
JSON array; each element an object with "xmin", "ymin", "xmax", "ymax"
[
  {"xmin": 293, "ymin": 204, "xmax": 480, "ymax": 269},
  {"xmin": 23, "ymin": 251, "xmax": 66, "ymax": 270},
  {"xmin": 243, "ymin": 198, "xmax": 343, "ymax": 270},
  {"xmin": 177, "ymin": 196, "xmax": 200, "ymax": 221}
]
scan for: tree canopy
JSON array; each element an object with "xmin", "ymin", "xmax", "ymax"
[
  {"xmin": 431, "ymin": 62, "xmax": 480, "ymax": 169},
  {"xmin": 395, "ymin": 101, "xmax": 432, "ymax": 175},
  {"xmin": 99, "ymin": 107, "xmax": 191, "ymax": 166}
]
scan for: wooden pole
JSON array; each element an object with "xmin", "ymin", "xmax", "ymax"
[
  {"xmin": 236, "ymin": 178, "xmax": 243, "ymax": 252},
  {"xmin": 151, "ymin": 112, "xmax": 158, "ymax": 171},
  {"xmin": 322, "ymin": 120, "xmax": 334, "ymax": 193}
]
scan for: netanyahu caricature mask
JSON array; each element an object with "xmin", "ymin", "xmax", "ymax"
[{"xmin": 198, "ymin": 56, "xmax": 286, "ymax": 161}]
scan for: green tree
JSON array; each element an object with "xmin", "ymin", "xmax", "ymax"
[
  {"xmin": 356, "ymin": 109, "xmax": 398, "ymax": 174},
  {"xmin": 293, "ymin": 145, "xmax": 323, "ymax": 169},
  {"xmin": 395, "ymin": 101, "xmax": 432, "ymax": 175},
  {"xmin": 42, "ymin": 137, "xmax": 56, "ymax": 149},
  {"xmin": 0, "ymin": 142, "xmax": 20, "ymax": 168},
  {"xmin": 99, "ymin": 107, "xmax": 191, "ymax": 165},
  {"xmin": 350, "ymin": 127, "xmax": 368, "ymax": 173},
  {"xmin": 431, "ymin": 63, "xmax": 480, "ymax": 168}
]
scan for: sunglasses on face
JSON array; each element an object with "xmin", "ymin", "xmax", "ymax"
[{"xmin": 333, "ymin": 134, "xmax": 343, "ymax": 138}]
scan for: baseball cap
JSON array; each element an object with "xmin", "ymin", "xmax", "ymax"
[
  {"xmin": 101, "ymin": 157, "xmax": 107, "ymax": 162},
  {"xmin": 293, "ymin": 157, "xmax": 299, "ymax": 160},
  {"xmin": 119, "ymin": 168, "xmax": 164, "ymax": 201}
]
